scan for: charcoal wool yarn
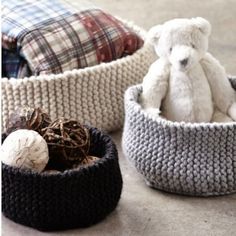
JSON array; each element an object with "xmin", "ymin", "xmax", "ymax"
[{"xmin": 122, "ymin": 77, "xmax": 236, "ymax": 196}]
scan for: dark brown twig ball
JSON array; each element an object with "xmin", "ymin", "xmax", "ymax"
[
  {"xmin": 6, "ymin": 106, "xmax": 51, "ymax": 135},
  {"xmin": 41, "ymin": 118, "xmax": 90, "ymax": 170}
]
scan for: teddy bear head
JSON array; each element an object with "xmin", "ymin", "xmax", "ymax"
[{"xmin": 148, "ymin": 17, "xmax": 211, "ymax": 71}]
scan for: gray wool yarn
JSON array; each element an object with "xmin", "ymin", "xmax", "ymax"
[{"xmin": 122, "ymin": 77, "xmax": 236, "ymax": 196}]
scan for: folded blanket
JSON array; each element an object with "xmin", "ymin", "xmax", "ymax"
[
  {"xmin": 2, "ymin": 48, "xmax": 31, "ymax": 78},
  {"xmin": 2, "ymin": 0, "xmax": 143, "ymax": 78},
  {"xmin": 2, "ymin": 0, "xmax": 95, "ymax": 46}
]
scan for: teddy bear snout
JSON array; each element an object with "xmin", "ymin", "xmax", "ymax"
[
  {"xmin": 169, "ymin": 45, "xmax": 194, "ymax": 71},
  {"xmin": 180, "ymin": 58, "xmax": 188, "ymax": 66}
]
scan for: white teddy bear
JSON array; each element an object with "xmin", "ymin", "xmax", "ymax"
[{"xmin": 141, "ymin": 17, "xmax": 236, "ymax": 123}]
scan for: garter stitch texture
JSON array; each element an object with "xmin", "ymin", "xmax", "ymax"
[
  {"xmin": 122, "ymin": 77, "xmax": 236, "ymax": 196},
  {"xmin": 1, "ymin": 21, "xmax": 156, "ymax": 133},
  {"xmin": 2, "ymin": 127, "xmax": 123, "ymax": 231}
]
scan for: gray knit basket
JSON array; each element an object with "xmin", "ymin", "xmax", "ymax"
[{"xmin": 122, "ymin": 77, "xmax": 236, "ymax": 196}]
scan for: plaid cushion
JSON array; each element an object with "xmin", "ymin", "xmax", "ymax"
[{"xmin": 2, "ymin": 0, "xmax": 143, "ymax": 77}]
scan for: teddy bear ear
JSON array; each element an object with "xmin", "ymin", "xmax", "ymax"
[
  {"xmin": 192, "ymin": 17, "xmax": 211, "ymax": 36},
  {"xmin": 147, "ymin": 25, "xmax": 163, "ymax": 45}
]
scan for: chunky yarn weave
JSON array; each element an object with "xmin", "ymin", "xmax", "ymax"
[
  {"xmin": 1, "ymin": 21, "xmax": 155, "ymax": 133},
  {"xmin": 122, "ymin": 77, "xmax": 236, "ymax": 196},
  {"xmin": 2, "ymin": 127, "xmax": 123, "ymax": 231}
]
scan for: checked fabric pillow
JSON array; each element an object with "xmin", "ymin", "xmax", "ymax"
[{"xmin": 2, "ymin": 0, "xmax": 144, "ymax": 77}]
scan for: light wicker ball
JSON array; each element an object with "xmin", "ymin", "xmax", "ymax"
[{"xmin": 1, "ymin": 129, "xmax": 49, "ymax": 172}]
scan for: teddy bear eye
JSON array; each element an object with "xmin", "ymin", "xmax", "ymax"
[
  {"xmin": 169, "ymin": 47, "xmax": 172, "ymax": 53},
  {"xmin": 191, "ymin": 44, "xmax": 195, "ymax": 48}
]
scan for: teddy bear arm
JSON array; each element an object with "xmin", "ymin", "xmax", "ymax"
[
  {"xmin": 141, "ymin": 59, "xmax": 169, "ymax": 110},
  {"xmin": 200, "ymin": 53, "xmax": 236, "ymax": 115}
]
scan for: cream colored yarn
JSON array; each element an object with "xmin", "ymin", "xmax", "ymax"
[{"xmin": 1, "ymin": 21, "xmax": 155, "ymax": 132}]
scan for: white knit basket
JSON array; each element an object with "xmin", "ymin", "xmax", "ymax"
[{"xmin": 1, "ymin": 21, "xmax": 156, "ymax": 132}]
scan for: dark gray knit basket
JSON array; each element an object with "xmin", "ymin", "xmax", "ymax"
[
  {"xmin": 122, "ymin": 77, "xmax": 236, "ymax": 196},
  {"xmin": 2, "ymin": 127, "xmax": 123, "ymax": 231}
]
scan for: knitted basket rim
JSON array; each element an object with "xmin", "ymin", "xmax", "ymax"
[
  {"xmin": 125, "ymin": 76, "xmax": 236, "ymax": 129},
  {"xmin": 1, "ymin": 145, "xmax": 113, "ymax": 178},
  {"xmin": 2, "ymin": 127, "xmax": 115, "ymax": 178}
]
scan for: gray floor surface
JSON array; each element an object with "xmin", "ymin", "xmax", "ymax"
[{"xmin": 2, "ymin": 0, "xmax": 236, "ymax": 235}]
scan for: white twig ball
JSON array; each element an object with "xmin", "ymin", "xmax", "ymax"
[{"xmin": 1, "ymin": 129, "xmax": 49, "ymax": 172}]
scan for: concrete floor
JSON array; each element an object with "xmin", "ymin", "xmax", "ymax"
[{"xmin": 2, "ymin": 0, "xmax": 236, "ymax": 235}]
